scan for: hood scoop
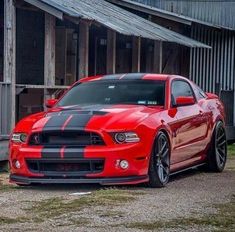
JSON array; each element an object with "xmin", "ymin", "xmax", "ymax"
[{"xmin": 46, "ymin": 110, "xmax": 108, "ymax": 117}]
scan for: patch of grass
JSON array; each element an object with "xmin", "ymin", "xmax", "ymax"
[
  {"xmin": 0, "ymin": 216, "xmax": 28, "ymax": 225},
  {"xmin": 97, "ymin": 210, "xmax": 124, "ymax": 218},
  {"xmin": 69, "ymin": 217, "xmax": 91, "ymax": 227},
  {"xmin": 0, "ymin": 174, "xmax": 17, "ymax": 192},
  {"xmin": 228, "ymin": 144, "xmax": 235, "ymax": 156},
  {"xmin": 0, "ymin": 182, "xmax": 17, "ymax": 192},
  {"xmin": 127, "ymin": 195, "xmax": 235, "ymax": 232},
  {"xmin": 28, "ymin": 188, "xmax": 139, "ymax": 223}
]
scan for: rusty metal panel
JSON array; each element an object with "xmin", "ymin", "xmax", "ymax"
[{"xmin": 0, "ymin": 82, "xmax": 11, "ymax": 136}]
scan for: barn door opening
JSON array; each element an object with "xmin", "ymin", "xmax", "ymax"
[
  {"xmin": 88, "ymin": 25, "xmax": 107, "ymax": 76},
  {"xmin": 16, "ymin": 8, "xmax": 44, "ymax": 84},
  {"xmin": 116, "ymin": 34, "xmax": 132, "ymax": 73},
  {"xmin": 55, "ymin": 21, "xmax": 78, "ymax": 86}
]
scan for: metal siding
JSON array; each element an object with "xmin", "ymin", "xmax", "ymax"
[
  {"xmin": 131, "ymin": 0, "xmax": 235, "ymax": 30},
  {"xmin": 0, "ymin": 83, "xmax": 11, "ymax": 136},
  {"xmin": 190, "ymin": 25, "xmax": 235, "ymax": 93}
]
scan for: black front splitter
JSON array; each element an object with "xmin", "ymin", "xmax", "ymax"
[{"xmin": 10, "ymin": 174, "xmax": 149, "ymax": 185}]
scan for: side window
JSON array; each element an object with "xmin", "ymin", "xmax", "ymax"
[{"xmin": 171, "ymin": 80, "xmax": 194, "ymax": 105}]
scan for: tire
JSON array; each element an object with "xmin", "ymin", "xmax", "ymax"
[
  {"xmin": 148, "ymin": 131, "xmax": 170, "ymax": 188},
  {"xmin": 206, "ymin": 121, "xmax": 227, "ymax": 172}
]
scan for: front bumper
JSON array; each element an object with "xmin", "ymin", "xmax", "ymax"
[
  {"xmin": 10, "ymin": 174, "xmax": 149, "ymax": 185},
  {"xmin": 10, "ymin": 142, "xmax": 150, "ymax": 180}
]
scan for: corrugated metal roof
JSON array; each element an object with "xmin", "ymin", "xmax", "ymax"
[
  {"xmin": 130, "ymin": 0, "xmax": 235, "ymax": 31},
  {"xmin": 25, "ymin": 0, "xmax": 210, "ymax": 48},
  {"xmin": 109, "ymin": 0, "xmax": 234, "ymax": 31}
]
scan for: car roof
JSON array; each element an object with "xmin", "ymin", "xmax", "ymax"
[{"xmin": 79, "ymin": 73, "xmax": 183, "ymax": 83}]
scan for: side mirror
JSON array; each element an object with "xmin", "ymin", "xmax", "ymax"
[
  {"xmin": 175, "ymin": 96, "xmax": 195, "ymax": 107},
  {"xmin": 45, "ymin": 99, "xmax": 58, "ymax": 108}
]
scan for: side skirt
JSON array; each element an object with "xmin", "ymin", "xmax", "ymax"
[{"xmin": 170, "ymin": 163, "xmax": 206, "ymax": 176}]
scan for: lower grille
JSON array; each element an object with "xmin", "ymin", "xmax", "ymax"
[{"xmin": 26, "ymin": 159, "xmax": 104, "ymax": 176}]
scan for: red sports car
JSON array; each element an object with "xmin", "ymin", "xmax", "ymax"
[{"xmin": 9, "ymin": 74, "xmax": 227, "ymax": 187}]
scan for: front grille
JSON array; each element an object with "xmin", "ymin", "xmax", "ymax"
[
  {"xmin": 26, "ymin": 159, "xmax": 104, "ymax": 176},
  {"xmin": 29, "ymin": 131, "xmax": 105, "ymax": 146}
]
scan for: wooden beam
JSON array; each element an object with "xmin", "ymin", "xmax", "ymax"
[
  {"xmin": 106, "ymin": 29, "xmax": 116, "ymax": 74},
  {"xmin": 78, "ymin": 20, "xmax": 89, "ymax": 79},
  {"xmin": 44, "ymin": 13, "xmax": 56, "ymax": 86},
  {"xmin": 132, "ymin": 37, "xmax": 141, "ymax": 72},
  {"xmin": 153, "ymin": 40, "xmax": 163, "ymax": 73},
  {"xmin": 44, "ymin": 13, "xmax": 56, "ymax": 109},
  {"xmin": 4, "ymin": 0, "xmax": 16, "ymax": 129}
]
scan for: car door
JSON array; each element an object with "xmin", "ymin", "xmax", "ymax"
[{"xmin": 170, "ymin": 80, "xmax": 208, "ymax": 164}]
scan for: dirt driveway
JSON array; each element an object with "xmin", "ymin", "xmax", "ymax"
[{"xmin": 0, "ymin": 156, "xmax": 234, "ymax": 232}]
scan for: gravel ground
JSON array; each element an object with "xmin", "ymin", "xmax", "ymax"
[{"xmin": 0, "ymin": 157, "xmax": 234, "ymax": 232}]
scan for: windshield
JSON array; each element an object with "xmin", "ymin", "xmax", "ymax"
[{"xmin": 57, "ymin": 80, "xmax": 165, "ymax": 107}]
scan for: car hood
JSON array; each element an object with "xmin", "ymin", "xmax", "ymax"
[{"xmin": 15, "ymin": 104, "xmax": 163, "ymax": 132}]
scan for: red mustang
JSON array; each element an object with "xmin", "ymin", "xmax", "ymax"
[{"xmin": 9, "ymin": 74, "xmax": 227, "ymax": 187}]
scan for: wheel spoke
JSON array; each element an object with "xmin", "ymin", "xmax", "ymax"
[
  {"xmin": 161, "ymin": 148, "xmax": 169, "ymax": 158},
  {"xmin": 155, "ymin": 152, "xmax": 161, "ymax": 159},
  {"xmin": 161, "ymin": 165, "xmax": 169, "ymax": 175},
  {"xmin": 161, "ymin": 157, "xmax": 169, "ymax": 167},
  {"xmin": 217, "ymin": 133, "xmax": 225, "ymax": 143},
  {"xmin": 217, "ymin": 139, "xmax": 226, "ymax": 148},
  {"xmin": 159, "ymin": 141, "xmax": 167, "ymax": 155},
  {"xmin": 218, "ymin": 147, "xmax": 225, "ymax": 156},
  {"xmin": 158, "ymin": 164, "xmax": 164, "ymax": 182},
  {"xmin": 216, "ymin": 150, "xmax": 225, "ymax": 164}
]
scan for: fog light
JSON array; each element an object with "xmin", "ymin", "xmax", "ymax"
[
  {"xmin": 119, "ymin": 160, "xmax": 129, "ymax": 170},
  {"xmin": 14, "ymin": 160, "xmax": 21, "ymax": 169}
]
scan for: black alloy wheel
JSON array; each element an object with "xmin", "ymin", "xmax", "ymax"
[
  {"xmin": 148, "ymin": 131, "xmax": 170, "ymax": 187},
  {"xmin": 207, "ymin": 121, "xmax": 227, "ymax": 172}
]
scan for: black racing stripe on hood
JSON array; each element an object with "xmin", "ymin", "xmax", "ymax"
[
  {"xmin": 63, "ymin": 147, "xmax": 84, "ymax": 158},
  {"xmin": 43, "ymin": 115, "xmax": 70, "ymax": 130},
  {"xmin": 65, "ymin": 114, "xmax": 93, "ymax": 129},
  {"xmin": 122, "ymin": 73, "xmax": 146, "ymax": 79},
  {"xmin": 41, "ymin": 147, "xmax": 61, "ymax": 158}
]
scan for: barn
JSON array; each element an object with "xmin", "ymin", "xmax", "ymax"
[{"xmin": 0, "ymin": 0, "xmax": 234, "ymax": 161}]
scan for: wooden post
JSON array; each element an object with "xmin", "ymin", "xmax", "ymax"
[
  {"xmin": 153, "ymin": 40, "xmax": 163, "ymax": 73},
  {"xmin": 4, "ymin": 0, "xmax": 16, "ymax": 129},
  {"xmin": 78, "ymin": 20, "xmax": 89, "ymax": 79},
  {"xmin": 44, "ymin": 13, "xmax": 56, "ymax": 109},
  {"xmin": 132, "ymin": 37, "xmax": 141, "ymax": 72},
  {"xmin": 106, "ymin": 29, "xmax": 116, "ymax": 74},
  {"xmin": 44, "ymin": 13, "xmax": 55, "ymax": 86}
]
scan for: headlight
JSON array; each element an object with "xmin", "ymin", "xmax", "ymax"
[
  {"xmin": 114, "ymin": 132, "xmax": 140, "ymax": 144},
  {"xmin": 11, "ymin": 133, "xmax": 28, "ymax": 143}
]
